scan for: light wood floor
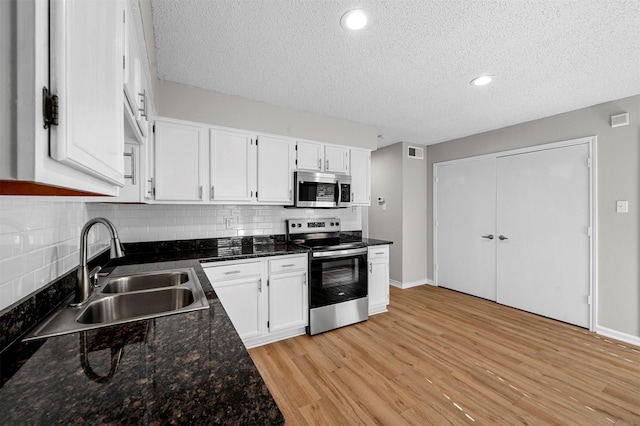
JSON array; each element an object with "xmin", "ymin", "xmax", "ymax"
[{"xmin": 249, "ymin": 285, "xmax": 640, "ymax": 425}]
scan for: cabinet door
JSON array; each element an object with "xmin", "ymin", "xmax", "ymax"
[
  {"xmin": 296, "ymin": 140, "xmax": 323, "ymax": 171},
  {"xmin": 350, "ymin": 149, "xmax": 371, "ymax": 206},
  {"xmin": 368, "ymin": 246, "xmax": 389, "ymax": 314},
  {"xmin": 268, "ymin": 271, "xmax": 308, "ymax": 333},
  {"xmin": 123, "ymin": 7, "xmax": 140, "ymax": 120},
  {"xmin": 154, "ymin": 120, "xmax": 205, "ymax": 201},
  {"xmin": 212, "ymin": 276, "xmax": 264, "ymax": 340},
  {"xmin": 325, "ymin": 145, "xmax": 350, "ymax": 174},
  {"xmin": 49, "ymin": 0, "xmax": 124, "ymax": 187},
  {"xmin": 369, "ymin": 261, "xmax": 389, "ymax": 313},
  {"xmin": 210, "ymin": 128, "xmax": 255, "ymax": 202},
  {"xmin": 257, "ymin": 135, "xmax": 294, "ymax": 204}
]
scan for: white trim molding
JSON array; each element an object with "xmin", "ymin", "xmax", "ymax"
[
  {"xmin": 595, "ymin": 325, "xmax": 640, "ymax": 348},
  {"xmin": 390, "ymin": 279, "xmax": 429, "ymax": 289}
]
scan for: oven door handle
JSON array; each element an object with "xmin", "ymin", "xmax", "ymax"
[{"xmin": 312, "ymin": 247, "xmax": 368, "ymax": 258}]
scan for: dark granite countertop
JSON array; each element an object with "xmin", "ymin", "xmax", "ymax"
[
  {"xmin": 0, "ymin": 233, "xmax": 392, "ymax": 425},
  {"xmin": 0, "ymin": 260, "xmax": 284, "ymax": 425}
]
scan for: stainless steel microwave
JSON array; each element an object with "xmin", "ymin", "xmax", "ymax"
[{"xmin": 293, "ymin": 171, "xmax": 352, "ymax": 208}]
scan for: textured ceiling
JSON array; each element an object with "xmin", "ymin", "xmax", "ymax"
[{"xmin": 150, "ymin": 0, "xmax": 640, "ymax": 147}]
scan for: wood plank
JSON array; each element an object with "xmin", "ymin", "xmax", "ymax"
[{"xmin": 249, "ymin": 285, "xmax": 640, "ymax": 425}]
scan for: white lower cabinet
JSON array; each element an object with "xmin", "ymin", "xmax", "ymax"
[
  {"xmin": 203, "ymin": 254, "xmax": 308, "ymax": 348},
  {"xmin": 267, "ymin": 255, "xmax": 308, "ymax": 333},
  {"xmin": 368, "ymin": 245, "xmax": 390, "ymax": 315}
]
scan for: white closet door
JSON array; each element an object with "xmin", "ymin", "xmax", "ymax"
[
  {"xmin": 496, "ymin": 144, "xmax": 590, "ymax": 327},
  {"xmin": 436, "ymin": 157, "xmax": 497, "ymax": 300}
]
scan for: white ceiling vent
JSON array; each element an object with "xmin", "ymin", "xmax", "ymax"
[
  {"xmin": 611, "ymin": 113, "xmax": 630, "ymax": 128},
  {"xmin": 407, "ymin": 145, "xmax": 424, "ymax": 159}
]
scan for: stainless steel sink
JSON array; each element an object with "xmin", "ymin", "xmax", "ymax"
[
  {"xmin": 101, "ymin": 270, "xmax": 189, "ymax": 293},
  {"xmin": 24, "ymin": 268, "xmax": 209, "ymax": 341},
  {"xmin": 77, "ymin": 288, "xmax": 195, "ymax": 324}
]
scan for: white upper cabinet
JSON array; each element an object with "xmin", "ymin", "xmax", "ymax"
[
  {"xmin": 122, "ymin": 2, "xmax": 148, "ymax": 144},
  {"xmin": 296, "ymin": 140, "xmax": 324, "ymax": 171},
  {"xmin": 324, "ymin": 145, "xmax": 350, "ymax": 174},
  {"xmin": 153, "ymin": 120, "xmax": 206, "ymax": 201},
  {"xmin": 6, "ymin": 0, "xmax": 125, "ymax": 195},
  {"xmin": 296, "ymin": 141, "xmax": 351, "ymax": 175},
  {"xmin": 350, "ymin": 148, "xmax": 371, "ymax": 206},
  {"xmin": 257, "ymin": 135, "xmax": 294, "ymax": 204},
  {"xmin": 210, "ymin": 128, "xmax": 255, "ymax": 202},
  {"xmin": 49, "ymin": 0, "xmax": 125, "ymax": 188}
]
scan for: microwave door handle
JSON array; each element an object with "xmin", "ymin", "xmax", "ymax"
[{"xmin": 336, "ymin": 181, "xmax": 341, "ymax": 207}]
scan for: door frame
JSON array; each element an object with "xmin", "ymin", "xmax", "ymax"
[{"xmin": 433, "ymin": 136, "xmax": 597, "ymax": 331}]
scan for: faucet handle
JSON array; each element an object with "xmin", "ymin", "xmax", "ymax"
[{"xmin": 89, "ymin": 266, "xmax": 102, "ymax": 288}]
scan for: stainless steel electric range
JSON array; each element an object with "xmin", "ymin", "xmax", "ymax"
[{"xmin": 286, "ymin": 218, "xmax": 368, "ymax": 335}]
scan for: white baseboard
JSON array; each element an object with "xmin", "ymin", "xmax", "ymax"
[
  {"xmin": 426, "ymin": 279, "xmax": 435, "ymax": 286},
  {"xmin": 595, "ymin": 325, "xmax": 640, "ymax": 348},
  {"xmin": 390, "ymin": 278, "xmax": 429, "ymax": 289}
]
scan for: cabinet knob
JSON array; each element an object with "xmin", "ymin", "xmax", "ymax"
[
  {"xmin": 481, "ymin": 235, "xmax": 494, "ymax": 240},
  {"xmin": 498, "ymin": 235, "xmax": 509, "ymax": 241}
]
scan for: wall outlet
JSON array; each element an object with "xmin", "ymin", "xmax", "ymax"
[{"xmin": 225, "ymin": 217, "xmax": 233, "ymax": 228}]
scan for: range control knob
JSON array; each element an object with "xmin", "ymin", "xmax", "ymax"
[
  {"xmin": 297, "ymin": 223, "xmax": 302, "ymax": 228},
  {"xmin": 290, "ymin": 223, "xmax": 295, "ymax": 228},
  {"xmin": 330, "ymin": 222, "xmax": 334, "ymax": 226}
]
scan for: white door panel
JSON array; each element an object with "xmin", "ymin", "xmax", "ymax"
[
  {"xmin": 210, "ymin": 128, "xmax": 254, "ymax": 202},
  {"xmin": 436, "ymin": 157, "xmax": 497, "ymax": 300},
  {"xmin": 496, "ymin": 144, "xmax": 590, "ymax": 328}
]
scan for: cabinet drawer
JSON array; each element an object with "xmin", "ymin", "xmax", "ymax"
[
  {"xmin": 203, "ymin": 261, "xmax": 263, "ymax": 282},
  {"xmin": 269, "ymin": 255, "xmax": 307, "ymax": 274},
  {"xmin": 368, "ymin": 245, "xmax": 389, "ymax": 260}
]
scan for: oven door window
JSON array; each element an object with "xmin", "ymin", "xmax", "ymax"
[{"xmin": 309, "ymin": 254, "xmax": 367, "ymax": 308}]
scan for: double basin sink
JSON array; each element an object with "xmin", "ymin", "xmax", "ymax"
[{"xmin": 25, "ymin": 268, "xmax": 209, "ymax": 341}]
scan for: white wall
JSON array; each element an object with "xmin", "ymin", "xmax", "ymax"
[
  {"xmin": 369, "ymin": 142, "xmax": 428, "ymax": 286},
  {"xmin": 156, "ymin": 80, "xmax": 377, "ymax": 150},
  {"xmin": 427, "ymin": 95, "xmax": 640, "ymax": 338},
  {"xmin": 401, "ymin": 143, "xmax": 428, "ymax": 285},
  {"xmin": 369, "ymin": 143, "xmax": 403, "ymax": 282}
]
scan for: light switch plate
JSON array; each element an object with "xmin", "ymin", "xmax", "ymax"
[{"xmin": 616, "ymin": 200, "xmax": 629, "ymax": 213}]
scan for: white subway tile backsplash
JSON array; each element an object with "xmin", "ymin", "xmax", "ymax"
[{"xmin": 1, "ymin": 199, "xmax": 361, "ymax": 312}]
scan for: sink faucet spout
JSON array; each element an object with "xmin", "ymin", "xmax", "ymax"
[{"xmin": 71, "ymin": 218, "xmax": 125, "ymax": 306}]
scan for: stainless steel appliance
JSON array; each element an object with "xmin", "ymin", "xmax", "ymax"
[
  {"xmin": 293, "ymin": 171, "xmax": 352, "ymax": 208},
  {"xmin": 287, "ymin": 218, "xmax": 368, "ymax": 335}
]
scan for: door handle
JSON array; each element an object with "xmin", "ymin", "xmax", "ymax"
[
  {"xmin": 498, "ymin": 235, "xmax": 508, "ymax": 241},
  {"xmin": 481, "ymin": 235, "xmax": 494, "ymax": 240}
]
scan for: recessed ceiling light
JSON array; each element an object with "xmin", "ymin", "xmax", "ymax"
[
  {"xmin": 341, "ymin": 9, "xmax": 368, "ymax": 30},
  {"xmin": 470, "ymin": 75, "xmax": 493, "ymax": 86}
]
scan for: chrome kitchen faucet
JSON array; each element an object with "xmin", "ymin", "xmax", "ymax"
[{"xmin": 71, "ymin": 218, "xmax": 125, "ymax": 306}]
